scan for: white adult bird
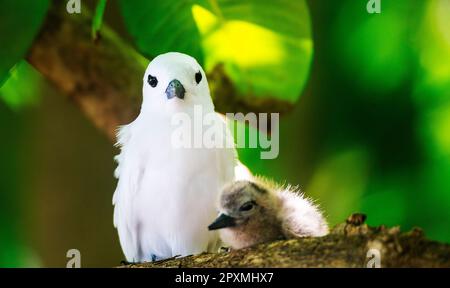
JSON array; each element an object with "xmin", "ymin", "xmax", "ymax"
[
  {"xmin": 208, "ymin": 178, "xmax": 329, "ymax": 249},
  {"xmin": 113, "ymin": 52, "xmax": 239, "ymax": 263}
]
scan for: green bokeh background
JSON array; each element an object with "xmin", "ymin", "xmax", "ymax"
[{"xmin": 1, "ymin": 0, "xmax": 449, "ymax": 267}]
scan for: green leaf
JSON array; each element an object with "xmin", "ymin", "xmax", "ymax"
[
  {"xmin": 118, "ymin": 0, "xmax": 313, "ymax": 108},
  {"xmin": 0, "ymin": 0, "xmax": 49, "ymax": 86},
  {"xmin": 92, "ymin": 0, "xmax": 108, "ymax": 40},
  {"xmin": 0, "ymin": 61, "xmax": 43, "ymax": 110}
]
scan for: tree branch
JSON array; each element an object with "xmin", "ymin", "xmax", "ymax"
[{"xmin": 120, "ymin": 214, "xmax": 450, "ymax": 268}]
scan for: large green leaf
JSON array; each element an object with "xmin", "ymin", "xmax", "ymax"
[
  {"xmin": 118, "ymin": 0, "xmax": 312, "ymax": 108},
  {"xmin": 0, "ymin": 0, "xmax": 49, "ymax": 86}
]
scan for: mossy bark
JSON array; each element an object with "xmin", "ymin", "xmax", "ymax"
[{"xmin": 120, "ymin": 214, "xmax": 450, "ymax": 268}]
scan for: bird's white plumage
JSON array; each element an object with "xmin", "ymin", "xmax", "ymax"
[
  {"xmin": 113, "ymin": 52, "xmax": 239, "ymax": 262},
  {"xmin": 276, "ymin": 185, "xmax": 329, "ymax": 238}
]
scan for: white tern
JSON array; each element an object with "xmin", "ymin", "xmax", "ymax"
[{"xmin": 113, "ymin": 52, "xmax": 240, "ymax": 262}]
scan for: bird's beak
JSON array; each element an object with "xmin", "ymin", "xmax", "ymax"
[
  {"xmin": 165, "ymin": 79, "xmax": 185, "ymax": 100},
  {"xmin": 208, "ymin": 214, "xmax": 236, "ymax": 230}
]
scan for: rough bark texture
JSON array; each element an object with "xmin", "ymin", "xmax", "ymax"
[{"xmin": 120, "ymin": 214, "xmax": 450, "ymax": 268}]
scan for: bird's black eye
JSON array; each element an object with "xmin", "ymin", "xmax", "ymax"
[
  {"xmin": 148, "ymin": 75, "xmax": 158, "ymax": 87},
  {"xmin": 239, "ymin": 202, "xmax": 255, "ymax": 212},
  {"xmin": 195, "ymin": 71, "xmax": 202, "ymax": 84}
]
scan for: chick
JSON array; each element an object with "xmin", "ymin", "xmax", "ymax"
[{"xmin": 208, "ymin": 178, "xmax": 328, "ymax": 249}]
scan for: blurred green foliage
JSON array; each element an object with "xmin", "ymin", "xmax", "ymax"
[
  {"xmin": 335, "ymin": 0, "xmax": 422, "ymax": 93},
  {"xmin": 231, "ymin": 0, "xmax": 450, "ymax": 242},
  {"xmin": 0, "ymin": 61, "xmax": 42, "ymax": 110},
  {"xmin": 118, "ymin": 0, "xmax": 313, "ymax": 104},
  {"xmin": 1, "ymin": 0, "xmax": 450, "ymax": 267},
  {"xmin": 0, "ymin": 0, "xmax": 48, "ymax": 85},
  {"xmin": 0, "ymin": 100, "xmax": 25, "ymax": 267},
  {"xmin": 0, "ymin": 60, "xmax": 43, "ymax": 267}
]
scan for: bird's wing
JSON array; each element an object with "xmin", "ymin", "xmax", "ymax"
[
  {"xmin": 214, "ymin": 114, "xmax": 237, "ymax": 191},
  {"xmin": 112, "ymin": 123, "xmax": 141, "ymax": 261},
  {"xmin": 112, "ymin": 123, "xmax": 133, "ymax": 208},
  {"xmin": 113, "ymin": 125, "xmax": 131, "ymax": 181},
  {"xmin": 215, "ymin": 112, "xmax": 253, "ymax": 184}
]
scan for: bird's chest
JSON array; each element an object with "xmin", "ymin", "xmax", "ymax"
[
  {"xmin": 140, "ymin": 137, "xmax": 219, "ymax": 184},
  {"xmin": 130, "ymin": 132, "xmax": 221, "ymax": 212}
]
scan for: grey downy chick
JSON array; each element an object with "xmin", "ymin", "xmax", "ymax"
[{"xmin": 208, "ymin": 178, "xmax": 329, "ymax": 249}]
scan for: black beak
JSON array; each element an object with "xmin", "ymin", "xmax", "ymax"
[
  {"xmin": 208, "ymin": 214, "xmax": 236, "ymax": 230},
  {"xmin": 165, "ymin": 79, "xmax": 185, "ymax": 100}
]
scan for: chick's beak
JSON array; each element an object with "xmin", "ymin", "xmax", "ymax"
[
  {"xmin": 165, "ymin": 79, "xmax": 185, "ymax": 100},
  {"xmin": 208, "ymin": 213, "xmax": 236, "ymax": 230}
]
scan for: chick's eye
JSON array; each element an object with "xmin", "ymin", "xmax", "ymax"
[
  {"xmin": 239, "ymin": 202, "xmax": 255, "ymax": 212},
  {"xmin": 148, "ymin": 75, "xmax": 158, "ymax": 87},
  {"xmin": 195, "ymin": 71, "xmax": 202, "ymax": 84}
]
